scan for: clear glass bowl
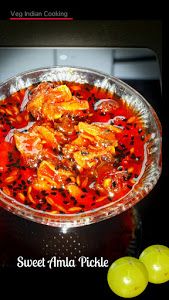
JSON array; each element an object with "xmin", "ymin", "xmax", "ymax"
[{"xmin": 0, "ymin": 67, "xmax": 162, "ymax": 228}]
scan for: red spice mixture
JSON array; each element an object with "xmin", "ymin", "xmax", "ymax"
[{"xmin": 0, "ymin": 82, "xmax": 147, "ymax": 214}]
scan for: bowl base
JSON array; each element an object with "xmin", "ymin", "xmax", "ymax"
[{"xmin": 0, "ymin": 207, "xmax": 142, "ymax": 269}]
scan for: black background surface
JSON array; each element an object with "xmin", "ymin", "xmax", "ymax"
[{"xmin": 0, "ymin": 18, "xmax": 167, "ymax": 299}]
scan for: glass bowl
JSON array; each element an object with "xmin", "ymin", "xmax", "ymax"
[{"xmin": 0, "ymin": 66, "xmax": 162, "ymax": 228}]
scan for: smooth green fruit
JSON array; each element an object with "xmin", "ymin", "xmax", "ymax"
[
  {"xmin": 107, "ymin": 256, "xmax": 148, "ymax": 298},
  {"xmin": 139, "ymin": 245, "xmax": 169, "ymax": 284}
]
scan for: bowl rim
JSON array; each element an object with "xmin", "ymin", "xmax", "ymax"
[{"xmin": 0, "ymin": 64, "xmax": 162, "ymax": 131}]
